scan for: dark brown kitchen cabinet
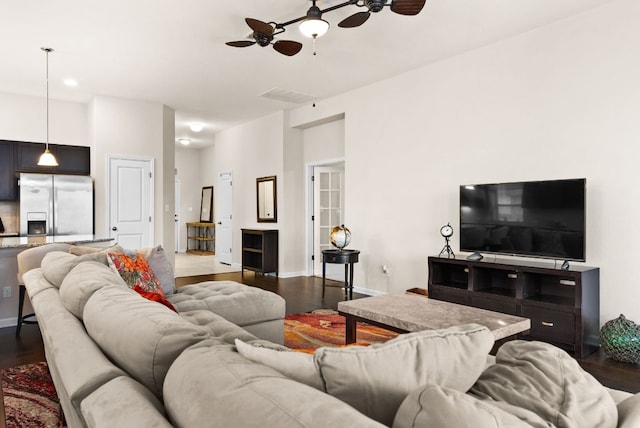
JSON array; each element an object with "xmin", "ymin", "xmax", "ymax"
[
  {"xmin": 16, "ymin": 141, "xmax": 90, "ymax": 175},
  {"xmin": 55, "ymin": 145, "xmax": 90, "ymax": 175},
  {"xmin": 0, "ymin": 141, "xmax": 18, "ymax": 200}
]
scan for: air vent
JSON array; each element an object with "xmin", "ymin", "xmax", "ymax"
[{"xmin": 258, "ymin": 87, "xmax": 315, "ymax": 104}]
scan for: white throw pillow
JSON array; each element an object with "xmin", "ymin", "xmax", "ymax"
[{"xmin": 235, "ymin": 339, "xmax": 324, "ymax": 390}]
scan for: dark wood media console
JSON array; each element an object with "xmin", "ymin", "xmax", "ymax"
[{"xmin": 428, "ymin": 256, "xmax": 600, "ymax": 358}]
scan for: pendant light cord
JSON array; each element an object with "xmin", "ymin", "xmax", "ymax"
[{"xmin": 46, "ymin": 48, "xmax": 49, "ymax": 149}]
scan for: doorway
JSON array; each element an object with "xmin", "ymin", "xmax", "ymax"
[
  {"xmin": 308, "ymin": 162, "xmax": 345, "ymax": 280},
  {"xmin": 107, "ymin": 156, "xmax": 154, "ymax": 249},
  {"xmin": 217, "ymin": 171, "xmax": 233, "ymax": 265}
]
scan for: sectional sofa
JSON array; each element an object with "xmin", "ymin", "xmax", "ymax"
[{"xmin": 18, "ymin": 243, "xmax": 640, "ymax": 427}]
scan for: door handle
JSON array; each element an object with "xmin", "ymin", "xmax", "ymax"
[
  {"xmin": 112, "ymin": 226, "xmax": 118, "ymax": 231},
  {"xmin": 217, "ymin": 222, "xmax": 222, "ymax": 225}
]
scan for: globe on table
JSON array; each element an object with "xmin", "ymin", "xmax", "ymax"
[{"xmin": 330, "ymin": 225, "xmax": 351, "ymax": 250}]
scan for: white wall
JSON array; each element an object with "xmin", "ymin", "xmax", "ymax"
[
  {"xmin": 302, "ymin": 119, "xmax": 345, "ymax": 164},
  {"xmin": 89, "ymin": 96, "xmax": 175, "ymax": 252},
  {"xmin": 200, "ymin": 112, "xmax": 285, "ymax": 268},
  {"xmin": 0, "ymin": 92, "xmax": 88, "ymax": 146},
  {"xmin": 286, "ymin": 0, "xmax": 640, "ymax": 324}
]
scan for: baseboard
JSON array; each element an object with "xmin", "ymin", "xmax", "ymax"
[
  {"xmin": 0, "ymin": 317, "xmax": 17, "ymax": 329},
  {"xmin": 353, "ymin": 286, "xmax": 385, "ymax": 297},
  {"xmin": 278, "ymin": 271, "xmax": 306, "ymax": 279}
]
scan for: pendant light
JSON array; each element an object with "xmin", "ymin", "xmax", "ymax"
[{"xmin": 37, "ymin": 47, "xmax": 59, "ymax": 167}]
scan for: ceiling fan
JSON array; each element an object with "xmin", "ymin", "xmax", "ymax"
[
  {"xmin": 339, "ymin": 0, "xmax": 426, "ymax": 28},
  {"xmin": 226, "ymin": 18, "xmax": 303, "ymax": 57},
  {"xmin": 226, "ymin": 0, "xmax": 427, "ymax": 56}
]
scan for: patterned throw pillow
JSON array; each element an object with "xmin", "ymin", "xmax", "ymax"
[{"xmin": 107, "ymin": 252, "xmax": 163, "ymax": 293}]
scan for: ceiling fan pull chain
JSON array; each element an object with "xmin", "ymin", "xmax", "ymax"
[{"xmin": 312, "ymin": 37, "xmax": 318, "ymax": 107}]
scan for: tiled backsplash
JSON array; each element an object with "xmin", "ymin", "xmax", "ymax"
[{"xmin": 0, "ymin": 201, "xmax": 19, "ymax": 233}]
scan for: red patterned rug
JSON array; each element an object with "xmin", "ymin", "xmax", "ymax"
[
  {"xmin": 285, "ymin": 309, "xmax": 398, "ymax": 350},
  {"xmin": 1, "ymin": 362, "xmax": 65, "ymax": 428}
]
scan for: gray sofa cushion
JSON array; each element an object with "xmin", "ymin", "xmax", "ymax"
[
  {"xmin": 232, "ymin": 324, "xmax": 493, "ymax": 427},
  {"xmin": 471, "ymin": 340, "xmax": 618, "ymax": 428},
  {"xmin": 83, "ymin": 286, "xmax": 209, "ymax": 398},
  {"xmin": 179, "ymin": 309, "xmax": 258, "ymax": 344},
  {"xmin": 81, "ymin": 377, "xmax": 172, "ymax": 428},
  {"xmin": 41, "ymin": 251, "xmax": 110, "ymax": 288},
  {"xmin": 59, "ymin": 261, "xmax": 127, "ymax": 319},
  {"xmin": 163, "ymin": 340, "xmax": 386, "ymax": 428},
  {"xmin": 618, "ymin": 392, "xmax": 640, "ymax": 428},
  {"xmin": 393, "ymin": 384, "xmax": 540, "ymax": 428},
  {"xmin": 315, "ymin": 324, "xmax": 494, "ymax": 426},
  {"xmin": 168, "ymin": 280, "xmax": 285, "ymax": 326}
]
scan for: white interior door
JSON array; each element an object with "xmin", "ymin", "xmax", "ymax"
[
  {"xmin": 313, "ymin": 166, "xmax": 345, "ymax": 279},
  {"xmin": 175, "ymin": 178, "xmax": 181, "ymax": 252},
  {"xmin": 217, "ymin": 172, "xmax": 233, "ymax": 265},
  {"xmin": 108, "ymin": 157, "xmax": 153, "ymax": 250}
]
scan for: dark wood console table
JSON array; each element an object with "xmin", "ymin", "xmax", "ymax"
[{"xmin": 322, "ymin": 249, "xmax": 360, "ymax": 300}]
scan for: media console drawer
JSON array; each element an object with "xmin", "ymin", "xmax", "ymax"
[{"xmin": 521, "ymin": 305, "xmax": 575, "ymax": 344}]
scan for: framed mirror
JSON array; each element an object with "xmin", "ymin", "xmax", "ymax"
[
  {"xmin": 257, "ymin": 176, "xmax": 277, "ymax": 223},
  {"xmin": 200, "ymin": 186, "xmax": 213, "ymax": 223}
]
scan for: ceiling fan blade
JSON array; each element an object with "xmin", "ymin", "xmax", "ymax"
[
  {"xmin": 338, "ymin": 11, "xmax": 371, "ymax": 28},
  {"xmin": 245, "ymin": 18, "xmax": 274, "ymax": 36},
  {"xmin": 226, "ymin": 40, "xmax": 256, "ymax": 48},
  {"xmin": 273, "ymin": 40, "xmax": 303, "ymax": 56},
  {"xmin": 390, "ymin": 0, "xmax": 426, "ymax": 16}
]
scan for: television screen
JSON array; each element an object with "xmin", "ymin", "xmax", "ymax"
[{"xmin": 459, "ymin": 178, "xmax": 586, "ymax": 261}]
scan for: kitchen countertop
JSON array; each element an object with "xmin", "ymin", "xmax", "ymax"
[{"xmin": 0, "ymin": 235, "xmax": 114, "ymax": 249}]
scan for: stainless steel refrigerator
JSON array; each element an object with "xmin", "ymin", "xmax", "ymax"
[{"xmin": 19, "ymin": 173, "xmax": 94, "ymax": 236}]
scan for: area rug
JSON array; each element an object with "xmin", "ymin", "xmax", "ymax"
[
  {"xmin": 1, "ymin": 362, "xmax": 65, "ymax": 428},
  {"xmin": 284, "ymin": 309, "xmax": 398, "ymax": 350}
]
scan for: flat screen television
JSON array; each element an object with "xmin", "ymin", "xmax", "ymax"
[{"xmin": 459, "ymin": 178, "xmax": 586, "ymax": 261}]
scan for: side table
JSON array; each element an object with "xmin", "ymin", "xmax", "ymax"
[
  {"xmin": 322, "ymin": 249, "xmax": 360, "ymax": 300},
  {"xmin": 16, "ymin": 284, "xmax": 37, "ymax": 336}
]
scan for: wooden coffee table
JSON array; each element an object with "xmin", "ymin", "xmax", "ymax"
[{"xmin": 337, "ymin": 294, "xmax": 531, "ymax": 344}]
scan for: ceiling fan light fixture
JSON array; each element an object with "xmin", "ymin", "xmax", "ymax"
[{"xmin": 299, "ymin": 4, "xmax": 329, "ymax": 38}]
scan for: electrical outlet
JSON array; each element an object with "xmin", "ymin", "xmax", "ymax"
[{"xmin": 3, "ymin": 286, "xmax": 11, "ymax": 298}]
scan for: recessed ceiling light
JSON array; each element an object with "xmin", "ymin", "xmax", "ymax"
[
  {"xmin": 63, "ymin": 78, "xmax": 78, "ymax": 87},
  {"xmin": 178, "ymin": 138, "xmax": 191, "ymax": 146},
  {"xmin": 189, "ymin": 123, "xmax": 204, "ymax": 132}
]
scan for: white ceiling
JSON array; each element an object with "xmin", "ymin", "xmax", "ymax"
[{"xmin": 0, "ymin": 0, "xmax": 611, "ymax": 148}]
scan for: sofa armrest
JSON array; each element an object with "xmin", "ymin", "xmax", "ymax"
[{"xmin": 17, "ymin": 243, "xmax": 71, "ymax": 284}]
